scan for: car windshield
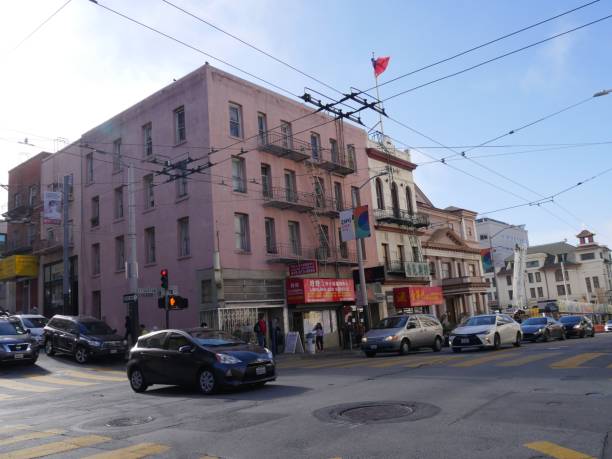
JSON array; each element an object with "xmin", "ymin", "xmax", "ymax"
[
  {"xmin": 373, "ymin": 317, "xmax": 408, "ymax": 329},
  {"xmin": 0, "ymin": 321, "xmax": 25, "ymax": 335},
  {"xmin": 607, "ymin": 320, "xmax": 612, "ymax": 325},
  {"xmin": 463, "ymin": 316, "xmax": 496, "ymax": 326},
  {"xmin": 188, "ymin": 330, "xmax": 245, "ymax": 347},
  {"xmin": 79, "ymin": 320, "xmax": 114, "ymax": 335},
  {"xmin": 522, "ymin": 318, "xmax": 547, "ymax": 325},
  {"xmin": 560, "ymin": 316, "xmax": 580, "ymax": 324},
  {"xmin": 22, "ymin": 317, "xmax": 48, "ymax": 328}
]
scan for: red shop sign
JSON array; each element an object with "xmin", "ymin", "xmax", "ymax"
[
  {"xmin": 393, "ymin": 286, "xmax": 444, "ymax": 308},
  {"xmin": 286, "ymin": 278, "xmax": 356, "ymax": 304}
]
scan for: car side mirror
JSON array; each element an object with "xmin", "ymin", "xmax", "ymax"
[
  {"xmin": 25, "ymin": 329, "xmax": 31, "ymax": 334},
  {"xmin": 178, "ymin": 345, "xmax": 193, "ymax": 354}
]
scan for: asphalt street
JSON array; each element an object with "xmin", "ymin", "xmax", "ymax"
[{"xmin": 0, "ymin": 333, "xmax": 611, "ymax": 459}]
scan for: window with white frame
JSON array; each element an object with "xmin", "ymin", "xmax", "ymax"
[
  {"xmin": 143, "ymin": 123, "xmax": 153, "ymax": 157},
  {"xmin": 288, "ymin": 221, "xmax": 301, "ymax": 255},
  {"xmin": 145, "ymin": 227, "xmax": 156, "ymax": 263},
  {"xmin": 234, "ymin": 213, "xmax": 250, "ymax": 252},
  {"xmin": 143, "ymin": 174, "xmax": 154, "ymax": 209},
  {"xmin": 593, "ymin": 276, "xmax": 600, "ymax": 289},
  {"xmin": 174, "ymin": 106, "xmax": 186, "ymax": 144},
  {"xmin": 28, "ymin": 185, "xmax": 37, "ymax": 207},
  {"xmin": 115, "ymin": 236, "xmax": 125, "ymax": 271},
  {"xmin": 257, "ymin": 112, "xmax": 267, "ymax": 144},
  {"xmin": 113, "ymin": 138, "xmax": 122, "ymax": 172},
  {"xmin": 178, "ymin": 217, "xmax": 190, "ymax": 257},
  {"xmin": 537, "ymin": 287, "xmax": 544, "ymax": 297},
  {"xmin": 86, "ymin": 153, "xmax": 94, "ymax": 184},
  {"xmin": 280, "ymin": 121, "xmax": 292, "ymax": 148},
  {"xmin": 114, "ymin": 187, "xmax": 124, "ymax": 219},
  {"xmin": 176, "ymin": 173, "xmax": 188, "ymax": 198},
  {"xmin": 229, "ymin": 103, "xmax": 243, "ymax": 138},
  {"xmin": 535, "ymin": 271, "xmax": 542, "ymax": 282},
  {"xmin": 264, "ymin": 217, "xmax": 276, "ymax": 254},
  {"xmin": 232, "ymin": 157, "xmax": 247, "ymax": 193},
  {"xmin": 310, "ymin": 132, "xmax": 321, "ymax": 160}
]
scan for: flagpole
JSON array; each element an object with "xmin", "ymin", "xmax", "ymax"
[{"xmin": 372, "ymin": 52, "xmax": 385, "ymax": 136}]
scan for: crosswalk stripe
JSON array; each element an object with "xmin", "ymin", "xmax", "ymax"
[
  {"xmin": 550, "ymin": 353, "xmax": 606, "ymax": 369},
  {"xmin": 81, "ymin": 442, "xmax": 170, "ymax": 459},
  {"xmin": 496, "ymin": 352, "xmax": 562, "ymax": 367},
  {"xmin": 0, "ymin": 434, "xmax": 111, "ymax": 459},
  {"xmin": 451, "ymin": 349, "xmax": 518, "ymax": 368},
  {"xmin": 0, "ymin": 379, "xmax": 59, "ymax": 393},
  {"xmin": 524, "ymin": 441, "xmax": 595, "ymax": 459},
  {"xmin": 0, "ymin": 426, "xmax": 30, "ymax": 434},
  {"xmin": 0, "ymin": 430, "xmax": 65, "ymax": 447},
  {"xmin": 403, "ymin": 355, "xmax": 459, "ymax": 368},
  {"xmin": 61, "ymin": 370, "xmax": 125, "ymax": 382},
  {"xmin": 89, "ymin": 370, "xmax": 125, "ymax": 376},
  {"xmin": 26, "ymin": 375, "xmax": 97, "ymax": 387}
]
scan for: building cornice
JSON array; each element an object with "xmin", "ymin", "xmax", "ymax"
[{"xmin": 366, "ymin": 147, "xmax": 417, "ymax": 171}]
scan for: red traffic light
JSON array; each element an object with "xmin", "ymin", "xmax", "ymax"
[{"xmin": 160, "ymin": 269, "xmax": 168, "ymax": 277}]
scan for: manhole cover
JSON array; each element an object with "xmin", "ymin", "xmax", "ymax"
[
  {"xmin": 105, "ymin": 416, "xmax": 155, "ymax": 427},
  {"xmin": 314, "ymin": 401, "xmax": 439, "ymax": 425}
]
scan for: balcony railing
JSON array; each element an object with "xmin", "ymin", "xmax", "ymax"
[
  {"xmin": 373, "ymin": 208, "xmax": 429, "ymax": 228},
  {"xmin": 262, "ymin": 187, "xmax": 315, "ymax": 212},
  {"xmin": 441, "ymin": 276, "xmax": 487, "ymax": 288},
  {"xmin": 387, "ymin": 260, "xmax": 430, "ymax": 278},
  {"xmin": 257, "ymin": 130, "xmax": 310, "ymax": 162},
  {"xmin": 266, "ymin": 243, "xmax": 357, "ymax": 265},
  {"xmin": 2, "ymin": 204, "xmax": 33, "ymax": 221},
  {"xmin": 309, "ymin": 146, "xmax": 355, "ymax": 176}
]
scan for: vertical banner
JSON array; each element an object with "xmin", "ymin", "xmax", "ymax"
[
  {"xmin": 340, "ymin": 209, "xmax": 355, "ymax": 242},
  {"xmin": 43, "ymin": 191, "xmax": 62, "ymax": 225},
  {"xmin": 480, "ymin": 248, "xmax": 493, "ymax": 273},
  {"xmin": 353, "ymin": 205, "xmax": 371, "ymax": 239}
]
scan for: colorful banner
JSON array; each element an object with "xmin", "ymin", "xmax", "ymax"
[
  {"xmin": 354, "ymin": 205, "xmax": 371, "ymax": 239},
  {"xmin": 286, "ymin": 278, "xmax": 355, "ymax": 304},
  {"xmin": 480, "ymin": 248, "xmax": 493, "ymax": 273},
  {"xmin": 43, "ymin": 191, "xmax": 62, "ymax": 225},
  {"xmin": 340, "ymin": 209, "xmax": 355, "ymax": 242},
  {"xmin": 393, "ymin": 286, "xmax": 444, "ymax": 308}
]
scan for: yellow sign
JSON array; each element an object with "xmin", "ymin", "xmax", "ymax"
[{"xmin": 0, "ymin": 255, "xmax": 39, "ymax": 280}]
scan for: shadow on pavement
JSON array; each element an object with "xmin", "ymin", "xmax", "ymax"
[
  {"xmin": 0, "ymin": 362, "xmax": 52, "ymax": 377},
  {"xmin": 43, "ymin": 353, "xmax": 127, "ymax": 371},
  {"xmin": 143, "ymin": 383, "xmax": 311, "ymax": 400}
]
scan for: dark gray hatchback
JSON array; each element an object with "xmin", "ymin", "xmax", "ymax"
[{"xmin": 0, "ymin": 318, "xmax": 38, "ymax": 364}]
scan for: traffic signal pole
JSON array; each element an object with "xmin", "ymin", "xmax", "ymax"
[{"xmin": 127, "ymin": 163, "xmax": 140, "ymax": 341}]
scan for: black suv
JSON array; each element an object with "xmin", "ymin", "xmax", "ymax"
[
  {"xmin": 43, "ymin": 315, "xmax": 128, "ymax": 364},
  {"xmin": 0, "ymin": 317, "xmax": 38, "ymax": 365}
]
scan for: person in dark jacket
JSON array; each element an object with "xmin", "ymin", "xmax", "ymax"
[{"xmin": 124, "ymin": 316, "xmax": 132, "ymax": 342}]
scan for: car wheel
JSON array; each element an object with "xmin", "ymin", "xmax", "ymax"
[
  {"xmin": 590, "ymin": 330, "xmax": 596, "ymax": 337},
  {"xmin": 452, "ymin": 347, "xmax": 462, "ymax": 353},
  {"xmin": 543, "ymin": 330, "xmax": 550, "ymax": 342},
  {"xmin": 129, "ymin": 367, "xmax": 148, "ymax": 393},
  {"xmin": 493, "ymin": 333, "xmax": 501, "ymax": 350},
  {"xmin": 44, "ymin": 340, "xmax": 55, "ymax": 356},
  {"xmin": 198, "ymin": 369, "xmax": 217, "ymax": 395},
  {"xmin": 579, "ymin": 330, "xmax": 586, "ymax": 339},
  {"xmin": 560, "ymin": 331, "xmax": 566, "ymax": 340},
  {"xmin": 399, "ymin": 339, "xmax": 410, "ymax": 356},
  {"xmin": 364, "ymin": 351, "xmax": 376, "ymax": 358},
  {"xmin": 513, "ymin": 332, "xmax": 521, "ymax": 347},
  {"xmin": 74, "ymin": 346, "xmax": 89, "ymax": 364},
  {"xmin": 432, "ymin": 337, "xmax": 442, "ymax": 352}
]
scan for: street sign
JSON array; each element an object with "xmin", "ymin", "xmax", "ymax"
[
  {"xmin": 123, "ymin": 293, "xmax": 137, "ymax": 303},
  {"xmin": 137, "ymin": 287, "xmax": 158, "ymax": 297},
  {"xmin": 168, "ymin": 285, "xmax": 179, "ymax": 295},
  {"xmin": 289, "ymin": 260, "xmax": 317, "ymax": 276}
]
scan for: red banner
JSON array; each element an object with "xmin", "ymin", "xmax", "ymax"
[
  {"xmin": 393, "ymin": 286, "xmax": 444, "ymax": 308},
  {"xmin": 286, "ymin": 278, "xmax": 355, "ymax": 304},
  {"xmin": 289, "ymin": 260, "xmax": 318, "ymax": 276}
]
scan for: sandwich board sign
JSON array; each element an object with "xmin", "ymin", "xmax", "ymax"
[{"xmin": 284, "ymin": 331, "xmax": 304, "ymax": 354}]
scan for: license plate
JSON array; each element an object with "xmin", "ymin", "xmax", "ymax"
[
  {"xmin": 14, "ymin": 353, "xmax": 24, "ymax": 360},
  {"xmin": 110, "ymin": 350, "xmax": 118, "ymax": 354},
  {"xmin": 461, "ymin": 338, "xmax": 469, "ymax": 344},
  {"xmin": 255, "ymin": 366, "xmax": 266, "ymax": 376},
  {"xmin": 370, "ymin": 345, "xmax": 378, "ymax": 350}
]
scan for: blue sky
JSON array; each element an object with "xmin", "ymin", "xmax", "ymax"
[{"xmin": 1, "ymin": 0, "xmax": 610, "ymax": 246}]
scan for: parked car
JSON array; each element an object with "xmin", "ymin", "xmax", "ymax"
[
  {"xmin": 11, "ymin": 315, "xmax": 48, "ymax": 347},
  {"xmin": 127, "ymin": 328, "xmax": 276, "ymax": 394},
  {"xmin": 0, "ymin": 317, "xmax": 39, "ymax": 364},
  {"xmin": 43, "ymin": 315, "xmax": 128, "ymax": 364},
  {"xmin": 605, "ymin": 320, "xmax": 612, "ymax": 332},
  {"xmin": 521, "ymin": 317, "xmax": 565, "ymax": 342},
  {"xmin": 450, "ymin": 314, "xmax": 522, "ymax": 352},
  {"xmin": 360, "ymin": 314, "xmax": 444, "ymax": 357},
  {"xmin": 559, "ymin": 315, "xmax": 595, "ymax": 338}
]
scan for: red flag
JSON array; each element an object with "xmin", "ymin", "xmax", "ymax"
[{"xmin": 371, "ymin": 56, "xmax": 390, "ymax": 77}]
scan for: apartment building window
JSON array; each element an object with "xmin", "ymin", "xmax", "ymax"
[
  {"xmin": 429, "ymin": 261, "xmax": 436, "ymax": 278},
  {"xmin": 176, "ymin": 173, "xmax": 188, "ymax": 198},
  {"xmin": 284, "ymin": 170, "xmax": 297, "ymax": 202},
  {"xmin": 412, "ymin": 246, "xmax": 421, "ymax": 263},
  {"xmin": 537, "ymin": 287, "xmax": 544, "ymax": 298},
  {"xmin": 27, "ymin": 224, "xmax": 36, "ymax": 246},
  {"xmin": 456, "ymin": 262, "xmax": 463, "ymax": 277},
  {"xmin": 557, "ymin": 253, "xmax": 568, "ymax": 263},
  {"xmin": 92, "ymin": 243, "xmax": 100, "ymax": 275},
  {"xmin": 330, "ymin": 138, "xmax": 339, "ymax": 163},
  {"xmin": 178, "ymin": 217, "xmax": 190, "ymax": 257},
  {"xmin": 143, "ymin": 123, "xmax": 153, "ymax": 157},
  {"xmin": 113, "ymin": 138, "xmax": 122, "ymax": 172},
  {"xmin": 508, "ymin": 290, "xmax": 513, "ymax": 300},
  {"xmin": 260, "ymin": 164, "xmax": 272, "ymax": 197},
  {"xmin": 264, "ymin": 218, "xmax": 276, "ymax": 254},
  {"xmin": 535, "ymin": 272, "xmax": 542, "ymax": 282},
  {"xmin": 144, "ymin": 174, "xmax": 154, "ymax": 209},
  {"xmin": 398, "ymin": 245, "xmax": 405, "ymax": 265},
  {"xmin": 228, "ymin": 103, "xmax": 243, "ymax": 138},
  {"xmin": 232, "ymin": 157, "xmax": 247, "ymax": 193},
  {"xmin": 92, "ymin": 291, "xmax": 101, "ymax": 319},
  {"xmin": 145, "ymin": 227, "xmax": 156, "ymax": 263},
  {"xmin": 288, "ymin": 221, "xmax": 301, "ymax": 256},
  {"xmin": 593, "ymin": 276, "xmax": 600, "ymax": 289},
  {"xmin": 347, "ymin": 144, "xmax": 356, "ymax": 169},
  {"xmin": 91, "ymin": 196, "xmax": 100, "ymax": 227},
  {"xmin": 580, "ymin": 252, "xmax": 595, "ymax": 261},
  {"xmin": 557, "ymin": 284, "xmax": 566, "ymax": 296},
  {"xmin": 86, "ymin": 153, "xmax": 94, "ymax": 184},
  {"xmin": 526, "ymin": 260, "xmax": 539, "ymax": 268},
  {"xmin": 257, "ymin": 112, "xmax": 267, "ymax": 144},
  {"xmin": 310, "ymin": 132, "xmax": 321, "ymax": 161},
  {"xmin": 528, "ymin": 273, "xmax": 534, "ymax": 283},
  {"xmin": 555, "ymin": 269, "xmax": 569, "ymax": 282},
  {"xmin": 319, "ymin": 225, "xmax": 330, "ymax": 258},
  {"xmin": 13, "ymin": 192, "xmax": 21, "ymax": 209},
  {"xmin": 586, "ymin": 277, "xmax": 592, "ymax": 293},
  {"xmin": 338, "ymin": 229, "xmax": 348, "ymax": 258},
  {"xmin": 441, "ymin": 262, "xmax": 451, "ymax": 279},
  {"xmin": 382, "ymin": 243, "xmax": 390, "ymax": 269},
  {"xmin": 334, "ymin": 182, "xmax": 343, "ymax": 211},
  {"xmin": 468, "ymin": 263, "xmax": 476, "ymax": 276},
  {"xmin": 506, "ymin": 275, "xmax": 512, "ymax": 286},
  {"xmin": 530, "ymin": 288, "xmax": 536, "ymax": 299},
  {"xmin": 375, "ymin": 178, "xmax": 385, "ymax": 209},
  {"xmin": 480, "ymin": 234, "xmax": 488, "ymax": 241},
  {"xmin": 391, "ymin": 182, "xmax": 400, "ymax": 217},
  {"xmin": 405, "ymin": 186, "xmax": 414, "ymax": 214},
  {"xmin": 115, "ymin": 236, "xmax": 125, "ymax": 271},
  {"xmin": 280, "ymin": 121, "xmax": 292, "ymax": 149},
  {"xmin": 351, "ymin": 186, "xmax": 361, "ymax": 207},
  {"xmin": 28, "ymin": 185, "xmax": 37, "ymax": 207},
  {"xmin": 114, "ymin": 187, "xmax": 124, "ymax": 219},
  {"xmin": 234, "ymin": 213, "xmax": 250, "ymax": 252},
  {"xmin": 174, "ymin": 106, "xmax": 186, "ymax": 144},
  {"xmin": 314, "ymin": 177, "xmax": 325, "ymax": 208}
]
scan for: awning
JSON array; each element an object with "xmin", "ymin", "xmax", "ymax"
[{"xmin": 0, "ymin": 255, "xmax": 39, "ymax": 281}]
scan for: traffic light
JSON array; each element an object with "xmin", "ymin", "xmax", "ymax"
[
  {"xmin": 167, "ymin": 295, "xmax": 188, "ymax": 310},
  {"xmin": 160, "ymin": 269, "xmax": 168, "ymax": 290}
]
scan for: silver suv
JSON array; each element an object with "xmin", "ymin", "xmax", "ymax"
[{"xmin": 361, "ymin": 314, "xmax": 444, "ymax": 357}]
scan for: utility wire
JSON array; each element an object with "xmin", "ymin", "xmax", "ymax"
[{"xmin": 9, "ymin": 0, "xmax": 72, "ymax": 53}]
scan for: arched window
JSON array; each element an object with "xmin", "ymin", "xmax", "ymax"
[
  {"xmin": 405, "ymin": 186, "xmax": 414, "ymax": 215},
  {"xmin": 391, "ymin": 182, "xmax": 400, "ymax": 217},
  {"xmin": 375, "ymin": 178, "xmax": 385, "ymax": 210}
]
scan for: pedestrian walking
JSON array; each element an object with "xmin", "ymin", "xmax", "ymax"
[
  {"xmin": 254, "ymin": 315, "xmax": 267, "ymax": 347},
  {"xmin": 124, "ymin": 315, "xmax": 132, "ymax": 342},
  {"xmin": 271, "ymin": 317, "xmax": 283, "ymax": 355},
  {"xmin": 313, "ymin": 322, "xmax": 324, "ymax": 352}
]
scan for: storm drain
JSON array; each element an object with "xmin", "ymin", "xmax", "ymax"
[
  {"xmin": 105, "ymin": 416, "xmax": 155, "ymax": 428},
  {"xmin": 314, "ymin": 401, "xmax": 440, "ymax": 425}
]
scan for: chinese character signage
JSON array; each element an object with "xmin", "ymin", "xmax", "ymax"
[
  {"xmin": 43, "ymin": 191, "xmax": 62, "ymax": 225},
  {"xmin": 286, "ymin": 278, "xmax": 356, "ymax": 304},
  {"xmin": 393, "ymin": 286, "xmax": 444, "ymax": 308},
  {"xmin": 289, "ymin": 260, "xmax": 318, "ymax": 276}
]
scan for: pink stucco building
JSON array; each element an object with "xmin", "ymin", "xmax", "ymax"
[{"xmin": 44, "ymin": 64, "xmax": 376, "ymax": 346}]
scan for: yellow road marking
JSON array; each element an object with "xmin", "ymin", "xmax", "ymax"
[
  {"xmin": 452, "ymin": 349, "xmax": 519, "ymax": 368},
  {"xmin": 0, "ymin": 425, "xmax": 30, "ymax": 434},
  {"xmin": 0, "ymin": 379, "xmax": 59, "ymax": 393},
  {"xmin": 496, "ymin": 352, "xmax": 561, "ymax": 367},
  {"xmin": 61, "ymin": 370, "xmax": 125, "ymax": 382},
  {"xmin": 403, "ymin": 355, "xmax": 460, "ymax": 367},
  {"xmin": 82, "ymin": 442, "xmax": 170, "ymax": 459},
  {"xmin": 332, "ymin": 359, "xmax": 376, "ymax": 369},
  {"xmin": 200, "ymin": 456, "xmax": 220, "ymax": 459},
  {"xmin": 88, "ymin": 369, "xmax": 125, "ymax": 376},
  {"xmin": 0, "ymin": 434, "xmax": 111, "ymax": 459},
  {"xmin": 0, "ymin": 430, "xmax": 64, "ymax": 447},
  {"xmin": 550, "ymin": 353, "xmax": 606, "ymax": 369},
  {"xmin": 287, "ymin": 359, "xmax": 353, "ymax": 369},
  {"xmin": 27, "ymin": 375, "xmax": 96, "ymax": 387},
  {"xmin": 0, "ymin": 394, "xmax": 15, "ymax": 401},
  {"xmin": 368, "ymin": 357, "xmax": 408, "ymax": 368},
  {"xmin": 525, "ymin": 441, "xmax": 595, "ymax": 459}
]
